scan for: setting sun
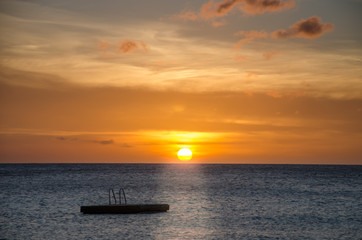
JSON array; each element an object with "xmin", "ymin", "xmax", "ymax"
[{"xmin": 177, "ymin": 148, "xmax": 192, "ymax": 161}]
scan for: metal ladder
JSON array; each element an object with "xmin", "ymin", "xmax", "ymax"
[{"xmin": 109, "ymin": 187, "xmax": 127, "ymax": 205}]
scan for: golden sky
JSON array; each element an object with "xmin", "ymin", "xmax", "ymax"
[{"xmin": 0, "ymin": 0, "xmax": 361, "ymax": 164}]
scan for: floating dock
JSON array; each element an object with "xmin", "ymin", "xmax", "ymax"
[
  {"xmin": 80, "ymin": 187, "xmax": 169, "ymax": 214},
  {"xmin": 80, "ymin": 204, "xmax": 169, "ymax": 214}
]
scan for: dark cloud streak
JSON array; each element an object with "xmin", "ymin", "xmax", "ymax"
[
  {"xmin": 175, "ymin": 0, "xmax": 295, "ymax": 24},
  {"xmin": 99, "ymin": 139, "xmax": 114, "ymax": 145},
  {"xmin": 272, "ymin": 17, "xmax": 334, "ymax": 39}
]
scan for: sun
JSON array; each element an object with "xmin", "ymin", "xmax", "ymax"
[{"xmin": 177, "ymin": 148, "xmax": 192, "ymax": 161}]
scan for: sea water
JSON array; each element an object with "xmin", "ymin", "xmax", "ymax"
[{"xmin": 1, "ymin": 164, "xmax": 361, "ymax": 239}]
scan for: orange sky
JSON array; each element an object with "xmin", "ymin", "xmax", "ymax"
[{"xmin": 0, "ymin": 0, "xmax": 361, "ymax": 164}]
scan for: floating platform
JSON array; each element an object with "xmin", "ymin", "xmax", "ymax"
[
  {"xmin": 80, "ymin": 204, "xmax": 169, "ymax": 214},
  {"xmin": 80, "ymin": 187, "xmax": 169, "ymax": 214}
]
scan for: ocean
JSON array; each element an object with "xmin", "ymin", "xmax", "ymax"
[{"xmin": 1, "ymin": 164, "xmax": 361, "ymax": 239}]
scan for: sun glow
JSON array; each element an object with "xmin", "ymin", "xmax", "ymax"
[{"xmin": 177, "ymin": 148, "xmax": 192, "ymax": 161}]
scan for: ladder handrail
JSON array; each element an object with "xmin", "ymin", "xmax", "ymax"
[
  {"xmin": 119, "ymin": 188, "xmax": 127, "ymax": 205},
  {"xmin": 108, "ymin": 187, "xmax": 127, "ymax": 205},
  {"xmin": 109, "ymin": 188, "xmax": 117, "ymax": 205}
]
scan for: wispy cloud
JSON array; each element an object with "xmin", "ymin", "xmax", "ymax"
[
  {"xmin": 272, "ymin": 17, "xmax": 334, "ymax": 39},
  {"xmin": 234, "ymin": 30, "xmax": 268, "ymax": 48},
  {"xmin": 234, "ymin": 53, "xmax": 249, "ymax": 62},
  {"xmin": 263, "ymin": 51, "xmax": 281, "ymax": 60},
  {"xmin": 246, "ymin": 72, "xmax": 258, "ymax": 79}
]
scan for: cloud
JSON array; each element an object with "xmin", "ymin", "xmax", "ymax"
[
  {"xmin": 272, "ymin": 17, "xmax": 334, "ymax": 39},
  {"xmin": 56, "ymin": 136, "xmax": 78, "ymax": 141},
  {"xmin": 240, "ymin": 0, "xmax": 296, "ymax": 15},
  {"xmin": 234, "ymin": 17, "xmax": 333, "ymax": 49},
  {"xmin": 97, "ymin": 39, "xmax": 148, "ymax": 57},
  {"xmin": 267, "ymin": 91, "xmax": 283, "ymax": 98},
  {"xmin": 97, "ymin": 140, "xmax": 132, "ymax": 147},
  {"xmin": 212, "ymin": 19, "xmax": 228, "ymax": 27},
  {"xmin": 176, "ymin": 11, "xmax": 199, "ymax": 21},
  {"xmin": 215, "ymin": 0, "xmax": 239, "ymax": 15},
  {"xmin": 99, "ymin": 139, "xmax": 114, "ymax": 145},
  {"xmin": 234, "ymin": 53, "xmax": 249, "ymax": 62},
  {"xmin": 234, "ymin": 30, "xmax": 268, "ymax": 48},
  {"xmin": 55, "ymin": 135, "xmax": 132, "ymax": 147},
  {"xmin": 0, "ymin": 65, "xmax": 68, "ymax": 89},
  {"xmin": 119, "ymin": 40, "xmax": 148, "ymax": 53},
  {"xmin": 120, "ymin": 143, "xmax": 132, "ymax": 148},
  {"xmin": 98, "ymin": 41, "xmax": 113, "ymax": 51},
  {"xmin": 263, "ymin": 51, "xmax": 281, "ymax": 60},
  {"xmin": 119, "ymin": 40, "xmax": 138, "ymax": 53},
  {"xmin": 175, "ymin": 0, "xmax": 295, "ymax": 25},
  {"xmin": 246, "ymin": 72, "xmax": 258, "ymax": 79},
  {"xmin": 200, "ymin": 0, "xmax": 236, "ymax": 19},
  {"xmin": 232, "ymin": 17, "xmax": 333, "ymax": 49},
  {"xmin": 201, "ymin": 0, "xmax": 295, "ymax": 18}
]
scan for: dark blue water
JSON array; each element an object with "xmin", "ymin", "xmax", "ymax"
[{"xmin": 1, "ymin": 164, "xmax": 361, "ymax": 239}]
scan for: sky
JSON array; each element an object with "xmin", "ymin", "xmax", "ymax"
[{"xmin": 0, "ymin": 0, "xmax": 361, "ymax": 164}]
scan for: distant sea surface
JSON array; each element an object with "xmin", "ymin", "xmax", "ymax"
[{"xmin": 1, "ymin": 164, "xmax": 361, "ymax": 239}]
